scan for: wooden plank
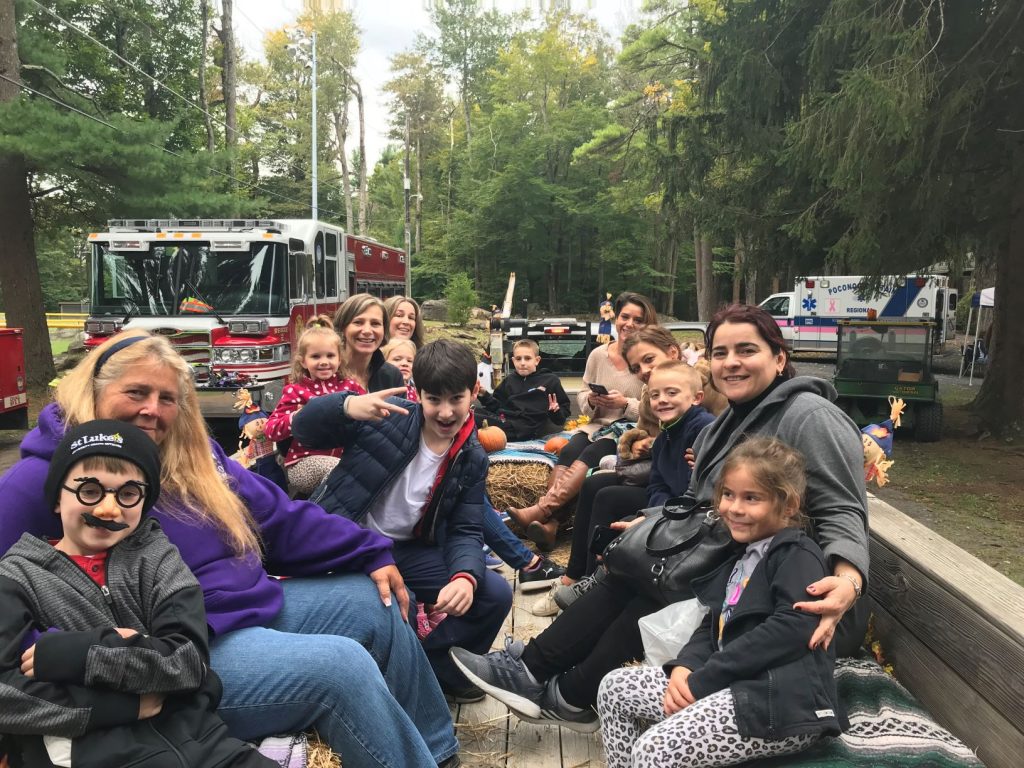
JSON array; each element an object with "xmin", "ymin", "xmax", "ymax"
[
  {"xmin": 868, "ymin": 496, "xmax": 1024, "ymax": 634},
  {"xmin": 868, "ymin": 534, "xmax": 1024, "ymax": 727},
  {"xmin": 870, "ymin": 601, "xmax": 1021, "ymax": 768},
  {"xmin": 506, "ymin": 573, "xmax": 564, "ymax": 768},
  {"xmin": 867, "ymin": 497, "xmax": 1024, "ymax": 768}
]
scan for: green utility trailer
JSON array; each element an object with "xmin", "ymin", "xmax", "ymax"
[{"xmin": 833, "ymin": 320, "xmax": 943, "ymax": 442}]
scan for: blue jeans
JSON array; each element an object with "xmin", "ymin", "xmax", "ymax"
[
  {"xmin": 481, "ymin": 498, "xmax": 534, "ymax": 570},
  {"xmin": 209, "ymin": 573, "xmax": 457, "ymax": 767},
  {"xmin": 392, "ymin": 540, "xmax": 513, "ymax": 689}
]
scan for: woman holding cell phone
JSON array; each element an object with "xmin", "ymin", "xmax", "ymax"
[{"xmin": 507, "ymin": 292, "xmax": 655, "ymax": 551}]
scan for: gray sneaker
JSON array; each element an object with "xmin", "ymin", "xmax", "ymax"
[
  {"xmin": 449, "ymin": 637, "xmax": 545, "ymax": 718},
  {"xmin": 552, "ymin": 569, "xmax": 605, "ymax": 611},
  {"xmin": 516, "ymin": 677, "xmax": 600, "ymax": 733}
]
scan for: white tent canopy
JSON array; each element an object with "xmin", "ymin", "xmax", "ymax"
[{"xmin": 960, "ymin": 286, "xmax": 995, "ymax": 384}]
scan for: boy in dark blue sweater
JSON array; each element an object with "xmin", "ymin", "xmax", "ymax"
[{"xmin": 645, "ymin": 361, "xmax": 716, "ymax": 506}]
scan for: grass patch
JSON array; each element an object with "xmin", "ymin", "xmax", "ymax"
[{"xmin": 50, "ymin": 336, "xmax": 72, "ymax": 356}]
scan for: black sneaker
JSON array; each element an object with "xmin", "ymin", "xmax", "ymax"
[
  {"xmin": 517, "ymin": 676, "xmax": 599, "ymax": 733},
  {"xmin": 518, "ymin": 556, "xmax": 567, "ymax": 593},
  {"xmin": 441, "ymin": 681, "xmax": 486, "ymax": 704},
  {"xmin": 449, "ymin": 637, "xmax": 545, "ymax": 717}
]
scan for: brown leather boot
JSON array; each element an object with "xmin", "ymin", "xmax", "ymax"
[
  {"xmin": 507, "ymin": 464, "xmax": 569, "ymax": 529},
  {"xmin": 525, "ymin": 461, "xmax": 589, "ymax": 551}
]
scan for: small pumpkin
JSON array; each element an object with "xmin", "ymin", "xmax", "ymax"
[
  {"xmin": 477, "ymin": 421, "xmax": 507, "ymax": 453},
  {"xmin": 544, "ymin": 435, "xmax": 569, "ymax": 455}
]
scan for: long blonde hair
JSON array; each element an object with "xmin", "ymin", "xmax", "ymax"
[
  {"xmin": 291, "ymin": 315, "xmax": 342, "ymax": 382},
  {"xmin": 383, "ymin": 295, "xmax": 425, "ymax": 348},
  {"xmin": 55, "ymin": 330, "xmax": 260, "ymax": 555}
]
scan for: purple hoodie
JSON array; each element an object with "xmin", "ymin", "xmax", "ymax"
[{"xmin": 0, "ymin": 403, "xmax": 395, "ymax": 637}]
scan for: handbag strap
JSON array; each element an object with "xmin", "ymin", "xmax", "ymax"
[{"xmin": 644, "ymin": 509, "xmax": 720, "ymax": 557}]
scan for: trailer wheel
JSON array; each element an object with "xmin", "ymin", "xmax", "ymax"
[{"xmin": 915, "ymin": 402, "xmax": 943, "ymax": 443}]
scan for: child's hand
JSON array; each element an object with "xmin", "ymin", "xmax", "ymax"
[
  {"xmin": 138, "ymin": 693, "xmax": 165, "ymax": 720},
  {"xmin": 664, "ymin": 666, "xmax": 695, "ymax": 716},
  {"xmin": 434, "ymin": 578, "xmax": 474, "ymax": 617},
  {"xmin": 684, "ymin": 447, "xmax": 696, "ymax": 469},
  {"xmin": 19, "ymin": 644, "xmax": 35, "ymax": 677},
  {"xmin": 114, "ymin": 627, "xmax": 138, "ymax": 639},
  {"xmin": 548, "ymin": 394, "xmax": 559, "ymax": 412},
  {"xmin": 344, "ymin": 388, "xmax": 410, "ymax": 422},
  {"xmin": 631, "ymin": 436, "xmax": 655, "ymax": 459}
]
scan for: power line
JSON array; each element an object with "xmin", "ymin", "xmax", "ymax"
[
  {"xmin": 0, "ymin": 72, "xmax": 346, "ymax": 219},
  {"xmin": 29, "ymin": 0, "xmax": 240, "ymax": 142}
]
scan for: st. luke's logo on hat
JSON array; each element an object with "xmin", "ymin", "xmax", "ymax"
[{"xmin": 69, "ymin": 432, "xmax": 125, "ymax": 453}]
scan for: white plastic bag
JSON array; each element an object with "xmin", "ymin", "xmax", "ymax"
[{"xmin": 638, "ymin": 598, "xmax": 708, "ymax": 667}]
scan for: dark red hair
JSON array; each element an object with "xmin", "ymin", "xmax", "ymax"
[{"xmin": 705, "ymin": 304, "xmax": 796, "ymax": 379}]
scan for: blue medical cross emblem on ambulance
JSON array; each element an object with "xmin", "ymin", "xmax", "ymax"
[{"xmin": 802, "ymin": 294, "xmax": 817, "ymax": 312}]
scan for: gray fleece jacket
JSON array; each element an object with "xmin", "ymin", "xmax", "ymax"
[{"xmin": 683, "ymin": 376, "xmax": 870, "ymax": 586}]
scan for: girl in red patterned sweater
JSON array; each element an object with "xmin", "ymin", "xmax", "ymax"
[{"xmin": 264, "ymin": 317, "xmax": 362, "ymax": 495}]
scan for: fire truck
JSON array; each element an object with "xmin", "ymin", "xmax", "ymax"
[{"xmin": 83, "ymin": 218, "xmax": 406, "ymax": 420}]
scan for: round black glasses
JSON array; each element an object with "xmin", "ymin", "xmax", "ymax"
[{"xmin": 62, "ymin": 479, "xmax": 147, "ymax": 508}]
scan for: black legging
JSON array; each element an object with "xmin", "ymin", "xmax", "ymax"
[
  {"xmin": 519, "ymin": 571, "xmax": 870, "ymax": 709},
  {"xmin": 522, "ymin": 573, "xmax": 660, "ymax": 709},
  {"xmin": 566, "ymin": 475, "xmax": 647, "ymax": 580},
  {"xmin": 556, "ymin": 431, "xmax": 617, "ymax": 468}
]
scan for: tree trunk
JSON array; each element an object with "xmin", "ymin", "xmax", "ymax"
[
  {"xmin": 333, "ymin": 94, "xmax": 352, "ymax": 231},
  {"xmin": 198, "ymin": 0, "xmax": 215, "ymax": 152},
  {"xmin": 350, "ymin": 78, "xmax": 367, "ymax": 235},
  {"xmin": 666, "ymin": 233, "xmax": 678, "ymax": 318},
  {"xmin": 0, "ymin": 0, "xmax": 55, "ymax": 387},
  {"xmin": 973, "ymin": 150, "xmax": 1024, "ymax": 437},
  {"xmin": 732, "ymin": 231, "xmax": 744, "ymax": 305},
  {"xmin": 547, "ymin": 260, "xmax": 557, "ymax": 314},
  {"xmin": 745, "ymin": 265, "xmax": 758, "ymax": 304},
  {"xmin": 694, "ymin": 228, "xmax": 716, "ymax": 321},
  {"xmin": 220, "ymin": 0, "xmax": 236, "ymax": 153}
]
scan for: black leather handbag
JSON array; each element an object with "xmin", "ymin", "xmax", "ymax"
[{"xmin": 602, "ymin": 497, "xmax": 739, "ymax": 606}]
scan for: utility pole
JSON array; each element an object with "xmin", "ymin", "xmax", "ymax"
[{"xmin": 403, "ymin": 114, "xmax": 412, "ymax": 297}]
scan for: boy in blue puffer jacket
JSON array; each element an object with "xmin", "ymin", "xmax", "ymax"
[{"xmin": 293, "ymin": 339, "xmax": 513, "ymax": 703}]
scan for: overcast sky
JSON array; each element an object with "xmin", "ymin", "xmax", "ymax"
[{"xmin": 236, "ymin": 0, "xmax": 640, "ymax": 165}]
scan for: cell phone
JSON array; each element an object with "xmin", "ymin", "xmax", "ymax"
[
  {"xmin": 589, "ymin": 525, "xmax": 621, "ymax": 556},
  {"xmin": 588, "ymin": 382, "xmax": 610, "ymax": 396}
]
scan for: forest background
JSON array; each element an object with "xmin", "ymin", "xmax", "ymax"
[{"xmin": 0, "ymin": 0, "xmax": 1020, "ymax": 436}]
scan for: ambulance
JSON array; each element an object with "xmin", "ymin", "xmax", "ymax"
[{"xmin": 758, "ymin": 275, "xmax": 957, "ymax": 353}]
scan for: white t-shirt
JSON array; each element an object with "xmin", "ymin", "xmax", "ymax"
[{"xmin": 364, "ymin": 435, "xmax": 448, "ymax": 540}]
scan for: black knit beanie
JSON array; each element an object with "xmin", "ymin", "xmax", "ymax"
[{"xmin": 45, "ymin": 420, "xmax": 162, "ymax": 514}]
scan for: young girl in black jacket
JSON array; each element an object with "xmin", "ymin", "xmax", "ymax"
[{"xmin": 597, "ymin": 437, "xmax": 842, "ymax": 768}]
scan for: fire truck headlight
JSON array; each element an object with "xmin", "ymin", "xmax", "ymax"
[{"xmin": 238, "ymin": 349, "xmax": 254, "ymax": 363}]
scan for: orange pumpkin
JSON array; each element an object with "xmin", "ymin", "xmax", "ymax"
[
  {"xmin": 477, "ymin": 421, "xmax": 507, "ymax": 453},
  {"xmin": 544, "ymin": 435, "xmax": 569, "ymax": 455}
]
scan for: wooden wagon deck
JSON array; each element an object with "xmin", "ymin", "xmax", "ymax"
[{"xmin": 451, "ymin": 568, "xmax": 606, "ymax": 768}]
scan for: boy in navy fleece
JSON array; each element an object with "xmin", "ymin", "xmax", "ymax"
[
  {"xmin": 644, "ymin": 361, "xmax": 716, "ymax": 506},
  {"xmin": 292, "ymin": 339, "xmax": 513, "ymax": 703}
]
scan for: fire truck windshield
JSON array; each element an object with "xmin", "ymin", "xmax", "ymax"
[{"xmin": 91, "ymin": 242, "xmax": 288, "ymax": 317}]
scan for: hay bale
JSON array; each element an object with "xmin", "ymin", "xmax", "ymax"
[
  {"xmin": 308, "ymin": 737, "xmax": 342, "ymax": 768},
  {"xmin": 485, "ymin": 462, "xmax": 550, "ymax": 512}
]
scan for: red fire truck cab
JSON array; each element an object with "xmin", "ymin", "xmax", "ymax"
[{"xmin": 83, "ymin": 218, "xmax": 406, "ymax": 419}]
